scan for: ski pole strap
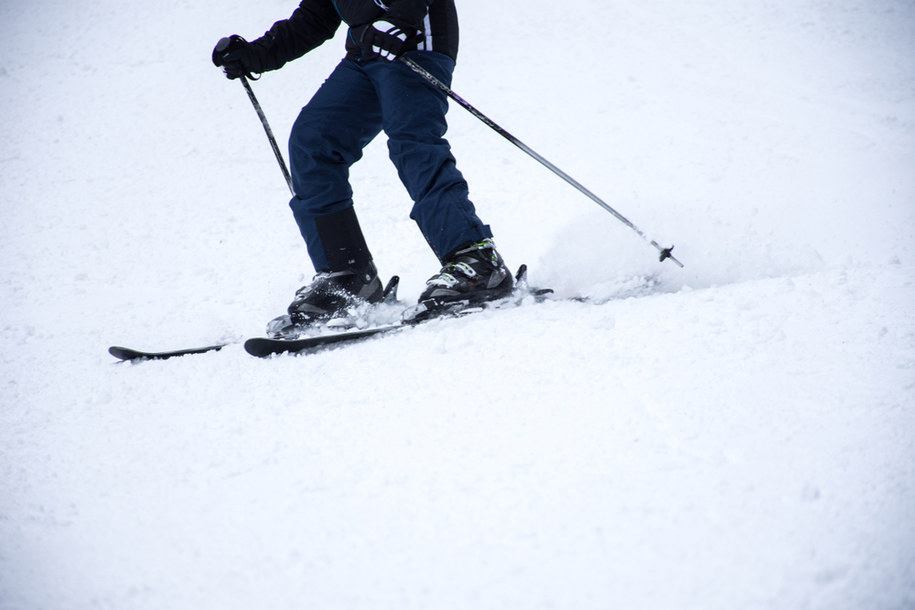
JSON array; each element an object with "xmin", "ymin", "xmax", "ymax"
[
  {"xmin": 398, "ymin": 55, "xmax": 684, "ymax": 268},
  {"xmin": 240, "ymin": 75, "xmax": 294, "ymax": 196}
]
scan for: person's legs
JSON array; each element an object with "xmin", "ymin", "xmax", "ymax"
[{"xmin": 286, "ymin": 54, "xmax": 510, "ymax": 317}]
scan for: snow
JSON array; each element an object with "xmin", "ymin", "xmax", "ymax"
[{"xmin": 2, "ymin": 0, "xmax": 914, "ymax": 608}]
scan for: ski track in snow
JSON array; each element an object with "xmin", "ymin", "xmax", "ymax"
[{"xmin": 2, "ymin": 1, "xmax": 914, "ymax": 609}]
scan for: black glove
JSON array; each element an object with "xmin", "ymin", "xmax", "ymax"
[
  {"xmin": 356, "ymin": 18, "xmax": 423, "ymax": 61},
  {"xmin": 212, "ymin": 35, "xmax": 267, "ymax": 79}
]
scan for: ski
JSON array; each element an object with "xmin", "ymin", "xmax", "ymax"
[
  {"xmin": 108, "ymin": 265, "xmax": 556, "ymax": 362},
  {"xmin": 108, "ymin": 343, "xmax": 229, "ymax": 362}
]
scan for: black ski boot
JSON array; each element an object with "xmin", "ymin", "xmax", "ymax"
[
  {"xmin": 288, "ymin": 261, "xmax": 383, "ymax": 322},
  {"xmin": 267, "ymin": 261, "xmax": 385, "ymax": 337},
  {"xmin": 418, "ymin": 239, "xmax": 513, "ymax": 305}
]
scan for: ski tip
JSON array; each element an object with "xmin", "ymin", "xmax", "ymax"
[
  {"xmin": 109, "ymin": 345, "xmax": 142, "ymax": 361},
  {"xmin": 243, "ymin": 338, "xmax": 274, "ymax": 358},
  {"xmin": 244, "ymin": 337, "xmax": 304, "ymax": 358}
]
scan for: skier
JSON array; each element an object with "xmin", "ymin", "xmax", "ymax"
[{"xmin": 212, "ymin": 0, "xmax": 512, "ymax": 327}]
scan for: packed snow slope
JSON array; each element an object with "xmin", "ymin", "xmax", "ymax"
[{"xmin": 2, "ymin": 0, "xmax": 914, "ymax": 608}]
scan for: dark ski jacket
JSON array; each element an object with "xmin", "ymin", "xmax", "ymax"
[{"xmin": 254, "ymin": 0, "xmax": 459, "ymax": 69}]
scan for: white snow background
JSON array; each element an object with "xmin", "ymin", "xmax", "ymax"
[{"xmin": 2, "ymin": 0, "xmax": 914, "ymax": 608}]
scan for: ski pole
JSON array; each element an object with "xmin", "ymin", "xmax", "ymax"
[
  {"xmin": 239, "ymin": 75, "xmax": 295, "ymax": 196},
  {"xmin": 399, "ymin": 56, "xmax": 684, "ymax": 268}
]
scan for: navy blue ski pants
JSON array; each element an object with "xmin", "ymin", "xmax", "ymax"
[{"xmin": 288, "ymin": 51, "xmax": 492, "ymax": 271}]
